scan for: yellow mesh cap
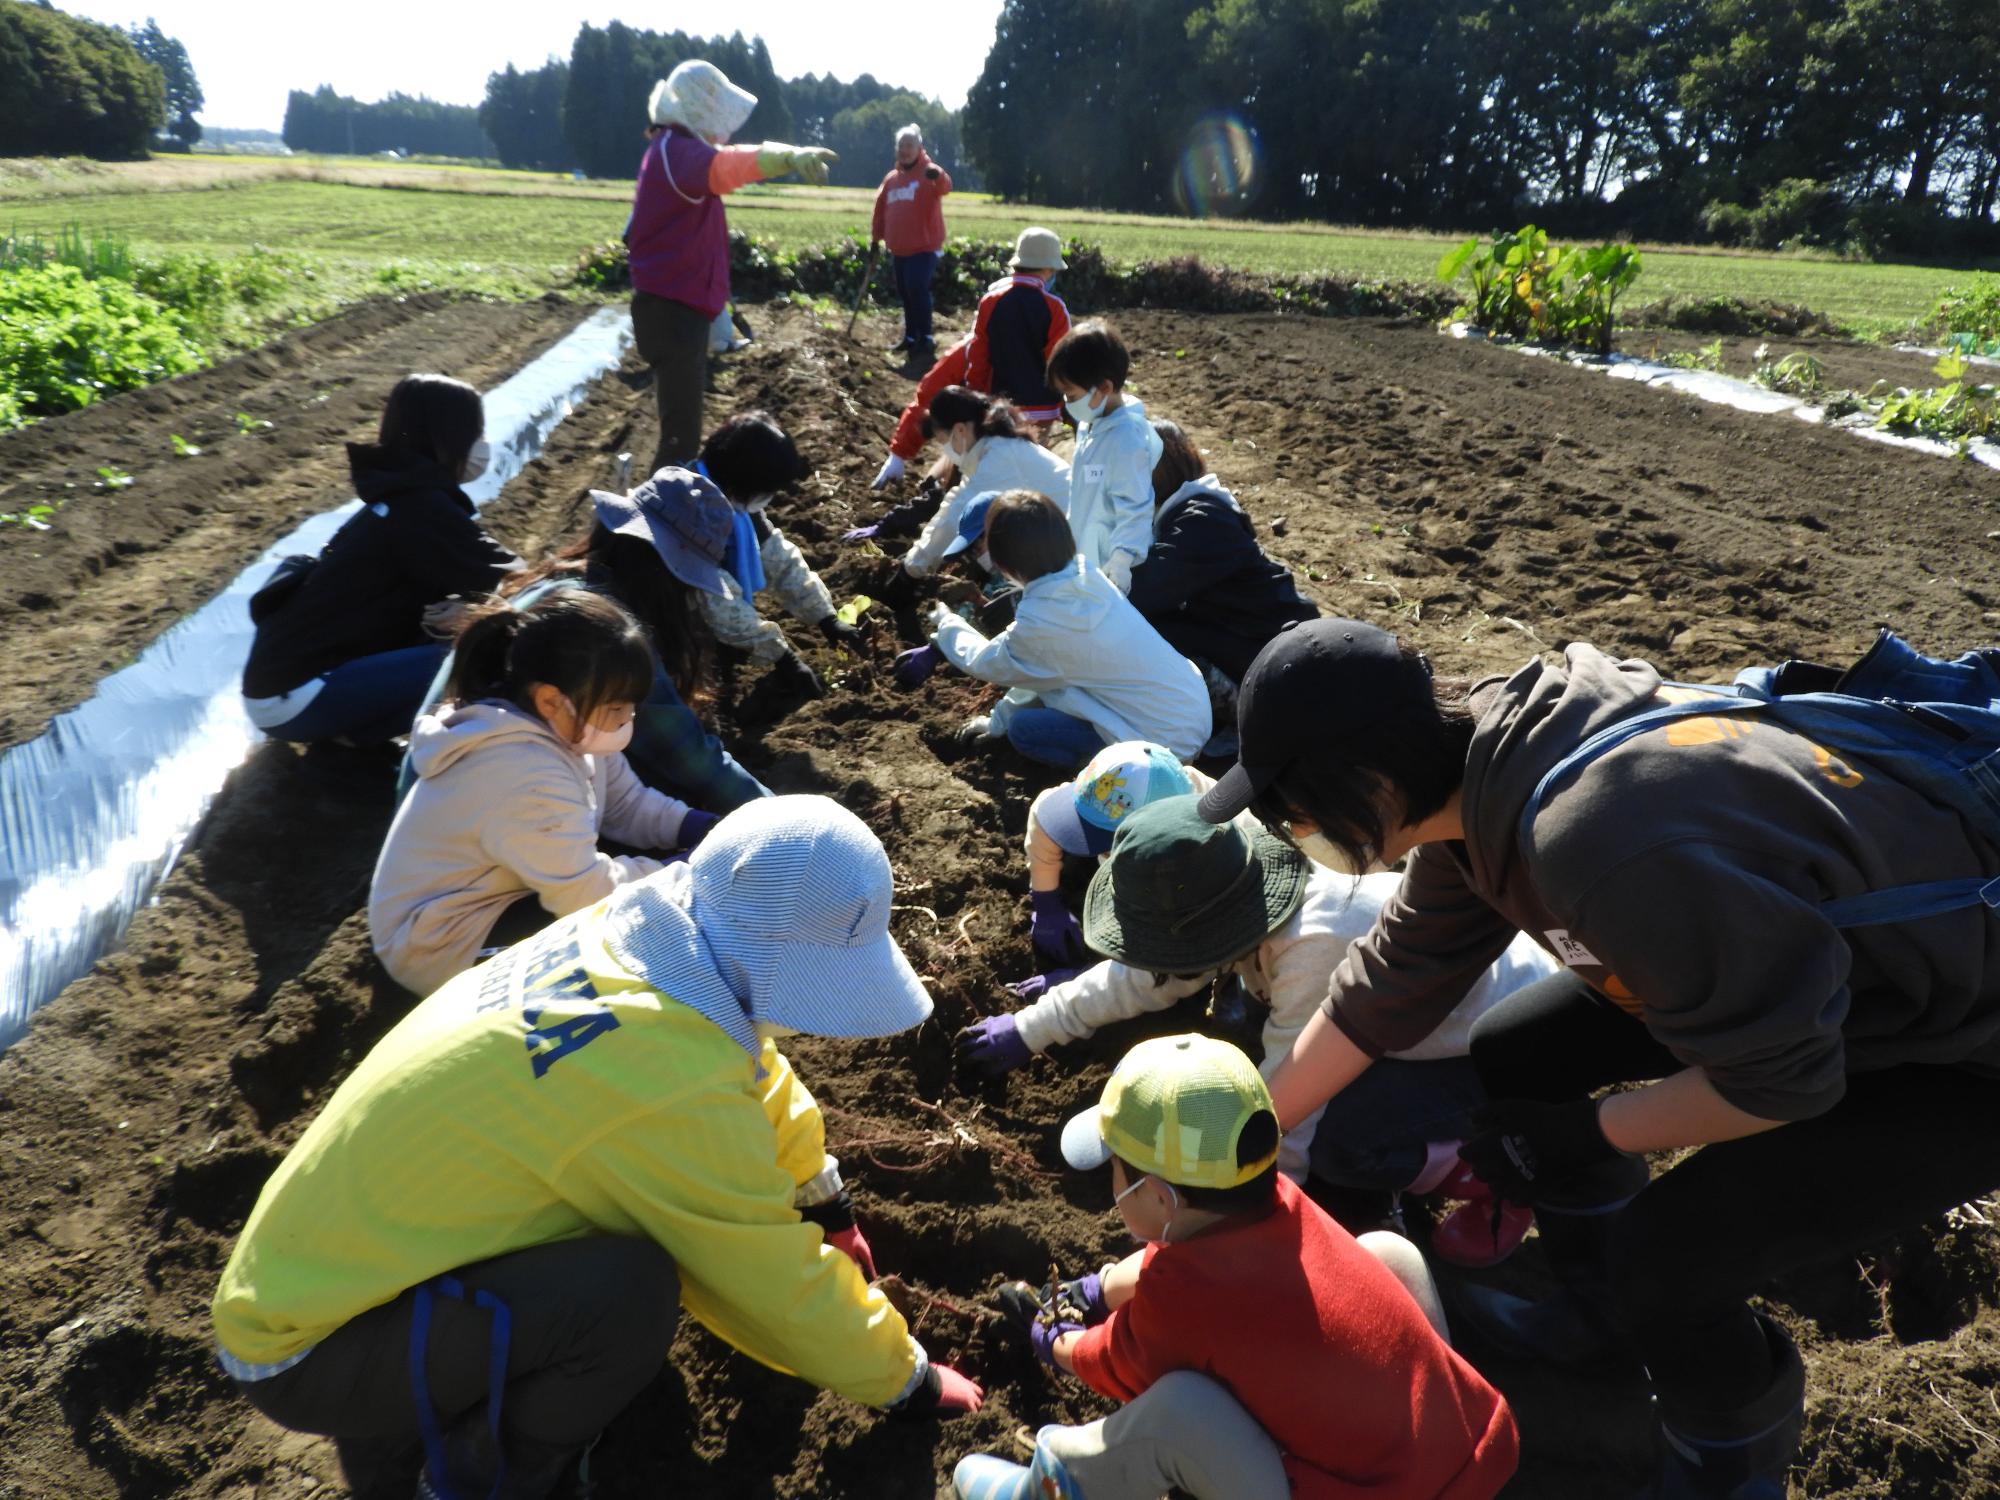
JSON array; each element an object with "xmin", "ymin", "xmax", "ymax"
[{"xmin": 1060, "ymin": 1034, "xmax": 1276, "ymax": 1190}]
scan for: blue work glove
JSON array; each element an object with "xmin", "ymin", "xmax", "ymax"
[
  {"xmin": 677, "ymin": 810, "xmax": 721, "ymax": 850},
  {"xmin": 893, "ymin": 642, "xmax": 945, "ymax": 689},
  {"xmin": 955, "ymin": 1014, "xmax": 1033, "ymax": 1076},
  {"xmin": 1005, "ymin": 969, "xmax": 1081, "ymax": 1003},
  {"xmin": 1043, "ymin": 1270, "xmax": 1109, "ymax": 1326},
  {"xmin": 1029, "ymin": 889, "xmax": 1086, "ymax": 967}
]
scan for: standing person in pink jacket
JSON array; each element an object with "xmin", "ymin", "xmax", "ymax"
[
  {"xmin": 624, "ymin": 60, "xmax": 838, "ymax": 472},
  {"xmin": 870, "ymin": 123, "xmax": 952, "ymax": 358}
]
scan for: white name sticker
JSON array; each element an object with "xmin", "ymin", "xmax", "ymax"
[
  {"xmin": 1544, "ymin": 929, "xmax": 1601, "ymax": 968},
  {"xmin": 1083, "ymin": 464, "xmax": 1106, "ymax": 483}
]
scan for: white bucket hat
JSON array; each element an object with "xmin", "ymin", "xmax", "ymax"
[
  {"xmin": 1011, "ymin": 226, "xmax": 1066, "ymax": 271},
  {"xmin": 689, "ymin": 796, "xmax": 932, "ymax": 1037},
  {"xmin": 648, "ymin": 59, "xmax": 758, "ymax": 141}
]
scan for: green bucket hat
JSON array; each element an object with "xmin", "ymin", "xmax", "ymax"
[{"xmin": 1081, "ymin": 795, "xmax": 1309, "ymax": 974}]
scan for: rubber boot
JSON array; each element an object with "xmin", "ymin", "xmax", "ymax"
[
  {"xmin": 1644, "ymin": 1316, "xmax": 1804, "ymax": 1499},
  {"xmin": 953, "ymin": 1434, "xmax": 1083, "ymax": 1500},
  {"xmin": 1450, "ymin": 1153, "xmax": 1649, "ymax": 1366}
]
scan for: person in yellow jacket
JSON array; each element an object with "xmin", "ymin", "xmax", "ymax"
[{"xmin": 212, "ymin": 795, "xmax": 983, "ymax": 1500}]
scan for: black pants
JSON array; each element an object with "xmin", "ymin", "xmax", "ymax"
[
  {"xmin": 1468, "ymin": 970, "xmax": 2000, "ymax": 1410},
  {"xmin": 238, "ymin": 1236, "xmax": 679, "ymax": 1499},
  {"xmin": 631, "ymin": 291, "xmax": 710, "ymax": 474}
]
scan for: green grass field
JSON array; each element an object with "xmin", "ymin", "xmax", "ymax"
[{"xmin": 3, "ymin": 153, "xmax": 1993, "ymax": 337}]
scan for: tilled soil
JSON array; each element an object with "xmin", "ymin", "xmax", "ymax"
[{"xmin": 6, "ymin": 299, "xmax": 2000, "ymax": 1499}]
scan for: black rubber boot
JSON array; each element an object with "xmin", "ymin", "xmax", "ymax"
[
  {"xmin": 1451, "ymin": 1154, "xmax": 1649, "ymax": 1366},
  {"xmin": 1644, "ymin": 1316, "xmax": 1804, "ymax": 1499}
]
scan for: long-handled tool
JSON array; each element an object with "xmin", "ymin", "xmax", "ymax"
[{"xmin": 846, "ymin": 240, "xmax": 882, "ymax": 338}]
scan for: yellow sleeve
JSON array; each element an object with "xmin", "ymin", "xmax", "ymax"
[
  {"xmin": 756, "ymin": 1041, "xmax": 834, "ymax": 1195},
  {"xmin": 562, "ymin": 1079, "xmax": 917, "ymax": 1406}
]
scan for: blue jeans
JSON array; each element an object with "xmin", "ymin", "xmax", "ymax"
[
  {"xmin": 1005, "ymin": 707, "xmax": 1106, "ymax": 770},
  {"xmin": 263, "ymin": 644, "xmax": 448, "ymax": 745},
  {"xmin": 1306, "ymin": 1056, "xmax": 1488, "ymax": 1191},
  {"xmin": 893, "ymin": 251, "xmax": 938, "ymax": 342}
]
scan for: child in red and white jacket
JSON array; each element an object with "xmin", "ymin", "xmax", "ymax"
[
  {"xmin": 871, "ymin": 227, "xmax": 1071, "ymax": 490},
  {"xmin": 954, "ymin": 1033, "xmax": 1519, "ymax": 1500}
]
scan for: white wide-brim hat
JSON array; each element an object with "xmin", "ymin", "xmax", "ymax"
[{"xmin": 649, "ymin": 59, "xmax": 757, "ymax": 140}]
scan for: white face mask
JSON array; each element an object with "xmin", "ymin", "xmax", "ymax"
[
  {"xmin": 1064, "ymin": 389, "xmax": 1105, "ymax": 426},
  {"xmin": 976, "ymin": 548, "xmax": 994, "ymax": 574},
  {"xmin": 744, "ymin": 493, "xmax": 773, "ymax": 514},
  {"xmin": 1295, "ymin": 828, "xmax": 1388, "ymax": 876},
  {"xmin": 562, "ymin": 696, "xmax": 634, "ymax": 756},
  {"xmin": 1115, "ymin": 1171, "xmax": 1181, "ymax": 1244},
  {"xmin": 460, "ymin": 438, "xmax": 491, "ymax": 483}
]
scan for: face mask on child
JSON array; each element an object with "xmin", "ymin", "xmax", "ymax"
[
  {"xmin": 1064, "ymin": 389, "xmax": 1105, "ymax": 426},
  {"xmin": 564, "ymin": 698, "xmax": 634, "ymax": 756},
  {"xmin": 460, "ymin": 438, "xmax": 491, "ymax": 484},
  {"xmin": 1295, "ymin": 828, "xmax": 1387, "ymax": 876}
]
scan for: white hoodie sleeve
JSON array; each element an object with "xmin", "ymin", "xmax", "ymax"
[
  {"xmin": 902, "ymin": 483, "xmax": 973, "ymax": 579},
  {"xmin": 477, "ymin": 769, "xmax": 661, "ymax": 919},
  {"xmin": 1099, "ymin": 441, "xmax": 1157, "ymax": 594},
  {"xmin": 1012, "ymin": 962, "xmax": 1214, "ymax": 1054},
  {"xmin": 596, "ymin": 751, "xmax": 692, "ymax": 851},
  {"xmin": 931, "ymin": 609, "xmax": 1068, "ymax": 691}
]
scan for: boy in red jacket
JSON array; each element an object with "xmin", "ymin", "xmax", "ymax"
[
  {"xmin": 955, "ymin": 1034, "xmax": 1519, "ymax": 1500},
  {"xmin": 871, "ymin": 124, "xmax": 952, "ymax": 357},
  {"xmin": 870, "ymin": 227, "xmax": 1071, "ymax": 491}
]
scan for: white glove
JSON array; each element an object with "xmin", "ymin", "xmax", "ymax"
[
  {"xmin": 955, "ymin": 714, "xmax": 994, "ymax": 743},
  {"xmin": 871, "ymin": 453, "xmax": 905, "ymax": 491}
]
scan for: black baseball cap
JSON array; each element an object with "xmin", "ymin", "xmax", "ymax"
[{"xmin": 1196, "ymin": 619, "xmax": 1432, "ymax": 824}]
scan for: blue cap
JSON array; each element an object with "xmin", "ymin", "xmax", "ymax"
[
  {"xmin": 1038, "ymin": 741, "xmax": 1196, "ymax": 857},
  {"xmin": 940, "ymin": 492, "xmax": 998, "ymax": 559}
]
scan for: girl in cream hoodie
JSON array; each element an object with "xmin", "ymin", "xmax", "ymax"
[{"xmin": 369, "ymin": 590, "xmax": 718, "ymax": 996}]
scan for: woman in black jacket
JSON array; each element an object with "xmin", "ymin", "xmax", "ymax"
[
  {"xmin": 241, "ymin": 374, "xmax": 521, "ymax": 744},
  {"xmin": 1126, "ymin": 420, "xmax": 1319, "ymax": 688}
]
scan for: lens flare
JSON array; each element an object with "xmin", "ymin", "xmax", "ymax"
[{"xmin": 1174, "ymin": 113, "xmax": 1261, "ymax": 218}]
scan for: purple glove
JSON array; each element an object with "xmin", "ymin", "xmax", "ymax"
[
  {"xmin": 1041, "ymin": 1271, "xmax": 1109, "ymax": 1326},
  {"xmin": 955, "ymin": 1014, "xmax": 1033, "ymax": 1076},
  {"xmin": 1029, "ymin": 889, "xmax": 1086, "ymax": 967},
  {"xmin": 1030, "ymin": 1313, "xmax": 1086, "ymax": 1371},
  {"xmin": 841, "ymin": 524, "xmax": 883, "ymax": 543},
  {"xmin": 1005, "ymin": 969, "xmax": 1081, "ymax": 1003},
  {"xmin": 677, "ymin": 810, "xmax": 721, "ymax": 850},
  {"xmin": 893, "ymin": 642, "xmax": 945, "ymax": 689}
]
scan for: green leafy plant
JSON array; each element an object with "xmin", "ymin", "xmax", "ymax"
[
  {"xmin": 95, "ymin": 466, "xmax": 134, "ymax": 489},
  {"xmin": 169, "ymin": 433, "xmax": 201, "ymax": 457},
  {"xmin": 0, "ymin": 263, "xmax": 205, "ymax": 418},
  {"xmin": 1928, "ymin": 276, "xmax": 2000, "ymax": 353},
  {"xmin": 1875, "ymin": 352, "xmax": 1997, "ymax": 445},
  {"xmin": 1438, "ymin": 226, "xmax": 1641, "ymax": 354},
  {"xmin": 1751, "ymin": 345, "xmax": 1826, "ymax": 397},
  {"xmin": 0, "ymin": 503, "xmax": 56, "ymax": 529},
  {"xmin": 234, "ymin": 411, "xmax": 273, "ymax": 433},
  {"xmin": 1662, "ymin": 339, "xmax": 1725, "ymax": 373}
]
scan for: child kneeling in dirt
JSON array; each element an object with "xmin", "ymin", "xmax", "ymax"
[
  {"xmin": 683, "ymin": 411, "xmax": 867, "ymax": 698},
  {"xmin": 1050, "ymin": 319, "xmax": 1162, "ymax": 594},
  {"xmin": 217, "ymin": 798, "xmax": 982, "ymax": 1500},
  {"xmin": 910, "ymin": 490, "xmax": 1210, "ymax": 768},
  {"xmin": 370, "ymin": 589, "xmax": 718, "ymax": 998},
  {"xmin": 954, "ymin": 1032, "xmax": 1518, "ymax": 1500},
  {"xmin": 959, "ymin": 790, "xmax": 1561, "ymax": 1266},
  {"xmin": 853, "ymin": 387, "xmax": 1070, "ymax": 593}
]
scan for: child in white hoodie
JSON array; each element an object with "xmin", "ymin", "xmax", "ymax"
[
  {"xmin": 1048, "ymin": 319, "xmax": 1161, "ymax": 593},
  {"xmin": 369, "ymin": 589, "xmax": 718, "ymax": 996},
  {"xmin": 922, "ymin": 491, "xmax": 1210, "ymax": 769}
]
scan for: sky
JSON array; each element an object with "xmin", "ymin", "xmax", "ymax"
[{"xmin": 68, "ymin": 2, "xmax": 1009, "ymax": 131}]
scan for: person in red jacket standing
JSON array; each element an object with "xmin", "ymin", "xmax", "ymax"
[
  {"xmin": 624, "ymin": 60, "xmax": 837, "ymax": 474},
  {"xmin": 871, "ymin": 124, "xmax": 952, "ymax": 358}
]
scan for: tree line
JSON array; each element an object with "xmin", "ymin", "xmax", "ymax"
[
  {"xmin": 477, "ymin": 25, "xmax": 979, "ymax": 190},
  {"xmin": 0, "ymin": 2, "xmax": 198, "ymax": 159},
  {"xmin": 964, "ymin": 0, "xmax": 2000, "ymax": 255},
  {"xmin": 282, "ymin": 86, "xmax": 494, "ymax": 159}
]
